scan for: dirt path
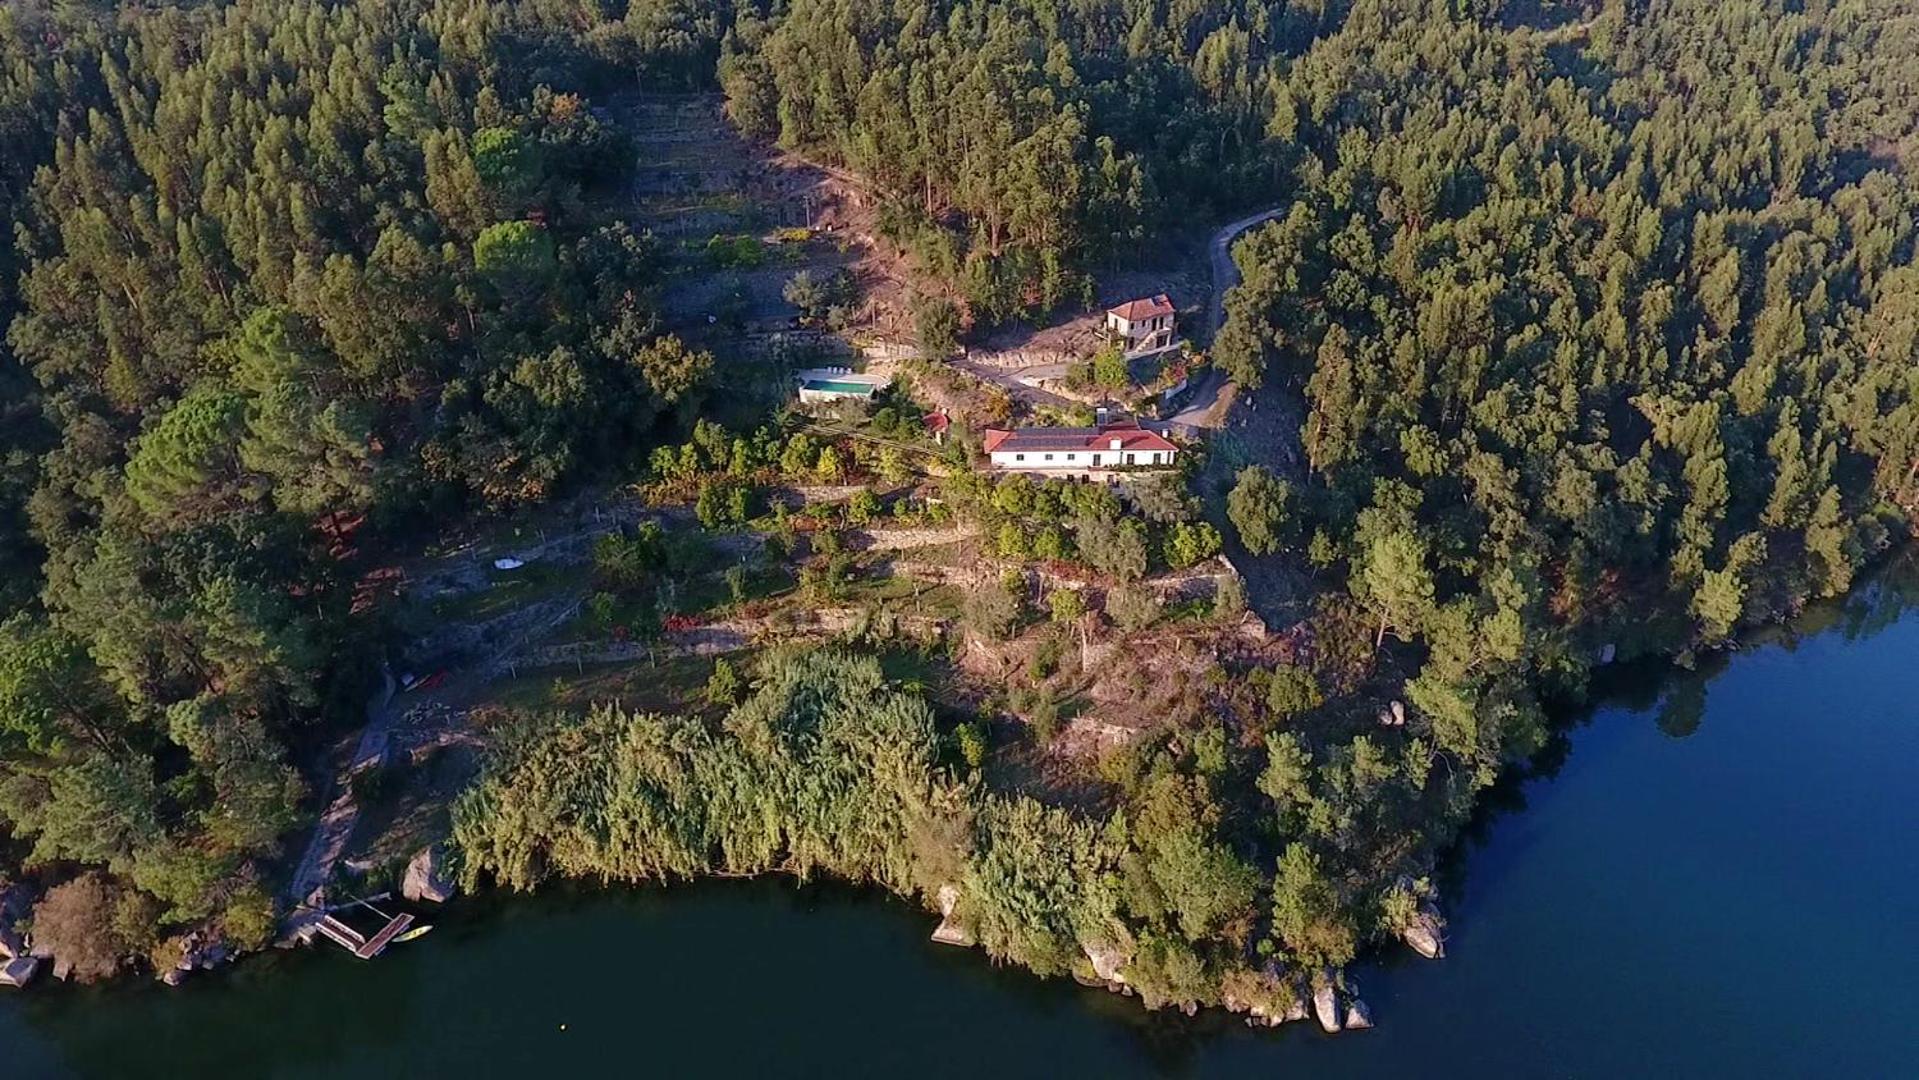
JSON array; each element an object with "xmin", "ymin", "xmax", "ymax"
[
  {"xmin": 281, "ymin": 666, "xmax": 395, "ymax": 928},
  {"xmin": 280, "ymin": 496, "xmax": 635, "ymax": 932},
  {"xmin": 948, "ymin": 354, "xmax": 1080, "ymax": 411}
]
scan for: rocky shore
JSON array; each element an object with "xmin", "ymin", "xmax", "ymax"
[{"xmin": 923, "ymin": 880, "xmax": 1449, "ymax": 1032}]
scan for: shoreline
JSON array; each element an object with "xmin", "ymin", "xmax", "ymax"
[{"xmin": 8, "ymin": 549, "xmax": 1911, "ymax": 1026}]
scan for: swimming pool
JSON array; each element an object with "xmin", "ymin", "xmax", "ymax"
[{"xmin": 802, "ymin": 379, "xmax": 878, "ymax": 395}]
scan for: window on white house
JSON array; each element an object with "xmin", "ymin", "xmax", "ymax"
[
  {"xmin": 1016, "ymin": 454, "xmax": 1025, "ymax": 461},
  {"xmin": 1065, "ymin": 454, "xmax": 1076, "ymax": 461},
  {"xmin": 1045, "ymin": 454, "xmax": 1054, "ymax": 462},
  {"xmin": 1125, "ymin": 453, "xmax": 1136, "ymax": 464}
]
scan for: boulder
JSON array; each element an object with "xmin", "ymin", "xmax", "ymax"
[
  {"xmin": 402, "ymin": 845, "xmax": 456, "ymax": 904},
  {"xmin": 0, "ymin": 955, "xmax": 40, "ymax": 989},
  {"xmin": 183, "ymin": 935, "xmax": 232, "ymax": 974},
  {"xmin": 1390, "ymin": 700, "xmax": 1406, "ymax": 726},
  {"xmin": 1082, "ymin": 939, "xmax": 1129, "ymax": 985},
  {"xmin": 1313, "ymin": 983, "xmax": 1341, "ymax": 1033},
  {"xmin": 0, "ymin": 922, "xmax": 26, "ymax": 964},
  {"xmin": 1242, "ymin": 992, "xmax": 1308, "ymax": 1027},
  {"xmin": 928, "ymin": 919, "xmax": 973, "ymax": 946},
  {"xmin": 1598, "ymin": 642, "xmax": 1618, "ymax": 665},
  {"xmin": 1234, "ymin": 964, "xmax": 1311, "ymax": 1026},
  {"xmin": 156, "ymin": 929, "xmax": 234, "ymax": 986},
  {"xmin": 1342, "ymin": 995, "xmax": 1374, "ymax": 1030},
  {"xmin": 0, "ymin": 885, "xmax": 31, "ymax": 960},
  {"xmin": 1403, "ymin": 904, "xmax": 1447, "ymax": 959},
  {"xmin": 929, "ymin": 884, "xmax": 973, "ymax": 947}
]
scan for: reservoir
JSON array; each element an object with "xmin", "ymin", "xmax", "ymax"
[{"xmin": 2, "ymin": 561, "xmax": 1916, "ymax": 1077}]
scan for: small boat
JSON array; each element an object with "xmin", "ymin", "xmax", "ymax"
[{"xmin": 391, "ymin": 924, "xmax": 434, "ymax": 944}]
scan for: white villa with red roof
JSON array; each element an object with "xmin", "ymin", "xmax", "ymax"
[
  {"xmin": 982, "ymin": 417, "xmax": 1180, "ymax": 475},
  {"xmin": 1105, "ymin": 294, "xmax": 1177, "ymax": 356}
]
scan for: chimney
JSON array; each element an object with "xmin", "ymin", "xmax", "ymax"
[
  {"xmin": 1109, "ymin": 437, "xmax": 1123, "ymax": 451},
  {"xmin": 1095, "ymin": 405, "xmax": 1109, "ymax": 425}
]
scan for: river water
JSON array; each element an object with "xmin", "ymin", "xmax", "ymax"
[{"xmin": 3, "ymin": 565, "xmax": 1917, "ymax": 1078}]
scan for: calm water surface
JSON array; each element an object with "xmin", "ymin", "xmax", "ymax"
[{"xmin": 4, "ymin": 570, "xmax": 1917, "ymax": 1078}]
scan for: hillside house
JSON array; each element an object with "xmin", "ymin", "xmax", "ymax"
[
  {"xmin": 1105, "ymin": 294, "xmax": 1176, "ymax": 356},
  {"xmin": 982, "ymin": 418, "xmax": 1179, "ymax": 475}
]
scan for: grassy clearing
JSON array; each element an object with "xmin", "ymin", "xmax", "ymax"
[
  {"xmin": 839, "ymin": 573, "xmax": 965, "ymax": 618},
  {"xmin": 428, "ymin": 560, "xmax": 581, "ymax": 623},
  {"xmin": 487, "ymin": 653, "xmax": 724, "ymax": 715}
]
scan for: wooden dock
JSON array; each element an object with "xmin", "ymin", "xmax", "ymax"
[{"xmin": 314, "ymin": 910, "xmax": 415, "ymax": 960}]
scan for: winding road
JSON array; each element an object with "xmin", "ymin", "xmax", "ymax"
[
  {"xmin": 1203, "ymin": 206, "xmax": 1288, "ymax": 343},
  {"xmin": 1162, "ymin": 205, "xmax": 1287, "ymax": 428}
]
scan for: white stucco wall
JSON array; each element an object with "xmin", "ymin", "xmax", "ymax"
[{"xmin": 987, "ymin": 448, "xmax": 1175, "ymax": 470}]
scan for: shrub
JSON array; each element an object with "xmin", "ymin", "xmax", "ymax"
[
  {"xmin": 1227, "ymin": 466, "xmax": 1291, "ymax": 556},
  {"xmin": 1165, "ymin": 521, "xmax": 1223, "ymax": 569},
  {"xmin": 1027, "ymin": 690, "xmax": 1062, "ymax": 744},
  {"xmin": 695, "ymin": 480, "xmax": 732, "ymax": 529},
  {"xmin": 962, "ymin": 580, "xmax": 1022, "ymax": 641},
  {"xmin": 706, "ymin": 233, "xmax": 765, "ymax": 269},
  {"xmin": 594, "ymin": 524, "xmax": 666, "ymax": 591},
  {"xmin": 705, "ymin": 657, "xmax": 745, "ymax": 708},
  {"xmin": 31, "ymin": 873, "xmax": 138, "ymax": 983},
  {"xmin": 222, "ymin": 882, "xmax": 278, "ymax": 951},
  {"xmin": 954, "ymin": 721, "xmax": 989, "ymax": 770},
  {"xmin": 1213, "ymin": 574, "xmax": 1247, "ymax": 618},
  {"xmin": 1029, "ymin": 635, "xmax": 1063, "ymax": 680},
  {"xmin": 913, "ymin": 294, "xmax": 961, "ymax": 357},
  {"xmin": 1034, "ymin": 525, "xmax": 1071, "ymax": 561},
  {"xmin": 1105, "ymin": 585, "xmax": 1159, "ymax": 632},
  {"xmin": 1076, "ymin": 511, "xmax": 1148, "ymax": 582},
  {"xmin": 997, "ymin": 521, "xmax": 1028, "ymax": 559},
  {"xmin": 1048, "ymin": 588, "xmax": 1087, "ymax": 624},
  {"xmin": 691, "ymin": 474, "xmax": 755, "ymax": 530},
  {"xmin": 1266, "ymin": 665, "xmax": 1324, "ymax": 719},
  {"xmin": 1090, "ymin": 341, "xmax": 1130, "ymax": 390},
  {"xmin": 815, "ymin": 446, "xmax": 845, "ymax": 482}
]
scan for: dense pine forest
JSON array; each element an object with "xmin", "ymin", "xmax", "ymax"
[
  {"xmin": 1215, "ymin": 0, "xmax": 1919, "ymax": 836},
  {"xmin": 0, "ymin": 0, "xmax": 716, "ymax": 970},
  {"xmin": 1, "ymin": 0, "xmax": 1916, "ymax": 1015}
]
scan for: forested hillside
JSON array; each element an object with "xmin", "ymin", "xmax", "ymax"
[
  {"xmin": 719, "ymin": 0, "xmax": 1329, "ymax": 322},
  {"xmin": 1217, "ymin": 0, "xmax": 1919, "ymax": 793},
  {"xmin": 0, "ymin": 0, "xmax": 715, "ymax": 969}
]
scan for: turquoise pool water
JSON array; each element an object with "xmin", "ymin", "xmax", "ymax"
[{"xmin": 801, "ymin": 379, "xmax": 877, "ymax": 394}]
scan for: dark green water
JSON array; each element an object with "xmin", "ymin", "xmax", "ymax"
[{"xmin": 4, "ymin": 573, "xmax": 1917, "ymax": 1079}]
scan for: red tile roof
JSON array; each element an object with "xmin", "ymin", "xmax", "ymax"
[
  {"xmin": 984, "ymin": 421, "xmax": 1178, "ymax": 456},
  {"xmin": 1107, "ymin": 294, "xmax": 1175, "ymax": 323}
]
